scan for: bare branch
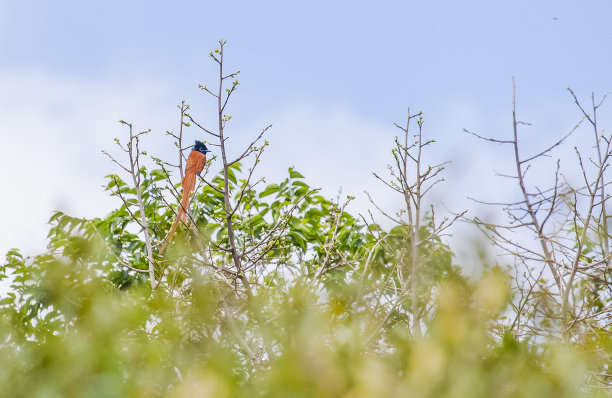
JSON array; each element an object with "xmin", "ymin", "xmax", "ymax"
[
  {"xmin": 463, "ymin": 128, "xmax": 514, "ymax": 144},
  {"xmin": 227, "ymin": 125, "xmax": 272, "ymax": 167}
]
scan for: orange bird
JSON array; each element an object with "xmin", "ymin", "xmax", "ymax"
[{"xmin": 159, "ymin": 140, "xmax": 211, "ymax": 254}]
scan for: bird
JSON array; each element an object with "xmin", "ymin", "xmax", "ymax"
[{"xmin": 159, "ymin": 140, "xmax": 211, "ymax": 254}]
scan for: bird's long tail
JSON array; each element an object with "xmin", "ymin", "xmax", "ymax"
[
  {"xmin": 159, "ymin": 214, "xmax": 181, "ymax": 255},
  {"xmin": 180, "ymin": 170, "xmax": 197, "ymax": 222},
  {"xmin": 159, "ymin": 170, "xmax": 198, "ymax": 255}
]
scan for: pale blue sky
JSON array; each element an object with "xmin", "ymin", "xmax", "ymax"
[
  {"xmin": 4, "ymin": 1, "xmax": 611, "ymax": 114},
  {"xmin": 1, "ymin": 1, "xmax": 611, "ymax": 258}
]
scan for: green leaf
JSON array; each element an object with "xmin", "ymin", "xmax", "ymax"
[
  {"xmin": 260, "ymin": 184, "xmax": 280, "ymax": 198},
  {"xmin": 289, "ymin": 168, "xmax": 305, "ymax": 179}
]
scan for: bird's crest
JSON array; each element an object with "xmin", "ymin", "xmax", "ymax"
[{"xmin": 194, "ymin": 140, "xmax": 211, "ymax": 154}]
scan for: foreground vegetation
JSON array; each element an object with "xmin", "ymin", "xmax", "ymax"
[{"xmin": 2, "ymin": 41, "xmax": 611, "ymax": 397}]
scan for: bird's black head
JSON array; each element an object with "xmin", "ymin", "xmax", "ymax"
[{"xmin": 194, "ymin": 140, "xmax": 211, "ymax": 154}]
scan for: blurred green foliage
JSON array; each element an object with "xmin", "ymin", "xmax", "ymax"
[{"xmin": 1, "ymin": 163, "xmax": 610, "ymax": 397}]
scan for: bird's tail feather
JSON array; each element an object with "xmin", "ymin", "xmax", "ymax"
[
  {"xmin": 181, "ymin": 171, "xmax": 197, "ymax": 223},
  {"xmin": 179, "ymin": 173, "xmax": 195, "ymax": 222},
  {"xmin": 159, "ymin": 214, "xmax": 181, "ymax": 255},
  {"xmin": 159, "ymin": 170, "xmax": 197, "ymax": 255}
]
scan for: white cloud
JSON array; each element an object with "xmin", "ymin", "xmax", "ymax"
[
  {"xmin": 0, "ymin": 70, "xmax": 176, "ymax": 256},
  {"xmin": 258, "ymin": 101, "xmax": 402, "ymax": 214}
]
